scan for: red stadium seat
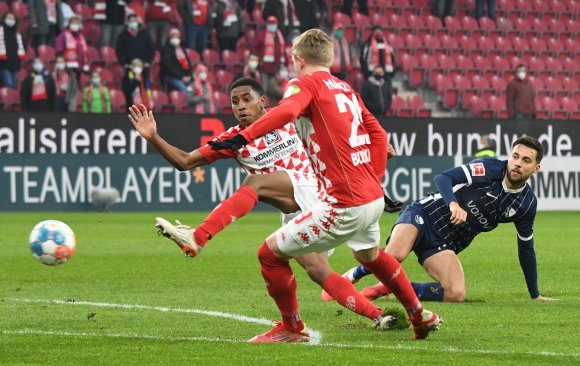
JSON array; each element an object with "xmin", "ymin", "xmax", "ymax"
[
  {"xmin": 109, "ymin": 89, "xmax": 126, "ymax": 112},
  {"xmin": 0, "ymin": 2, "xmax": 10, "ymax": 17},
  {"xmin": 559, "ymin": 97, "xmax": 578, "ymax": 119},
  {"xmin": 36, "ymin": 45, "xmax": 55, "ymax": 64},
  {"xmin": 461, "ymin": 16, "xmax": 480, "ymax": 37},
  {"xmin": 541, "ymin": 97, "xmax": 560, "ymax": 119},
  {"xmin": 389, "ymin": 94, "xmax": 406, "ymax": 117},
  {"xmin": 496, "ymin": 17, "xmax": 513, "ymax": 37},
  {"xmin": 215, "ymin": 69, "xmax": 234, "ymax": 92},
  {"xmin": 186, "ymin": 49, "xmax": 201, "ymax": 64},
  {"xmin": 202, "ymin": 49, "xmax": 221, "ymax": 67},
  {"xmin": 212, "ymin": 90, "xmax": 230, "ymax": 111},
  {"xmin": 488, "ymin": 75, "xmax": 508, "ymax": 97},
  {"xmin": 544, "ymin": 77, "xmax": 563, "ymax": 96},
  {"xmin": 443, "ymin": 16, "xmax": 462, "ymax": 36},
  {"xmin": 333, "ymin": 12, "xmax": 352, "ymax": 26},
  {"xmin": 478, "ymin": 17, "xmax": 498, "ymax": 38},
  {"xmin": 0, "ymin": 87, "xmax": 20, "ymax": 110},
  {"xmin": 468, "ymin": 95, "xmax": 486, "ymax": 117},
  {"xmin": 74, "ymin": 3, "xmax": 94, "ymax": 19},
  {"xmin": 169, "ymin": 91, "xmax": 189, "ymax": 113},
  {"xmin": 10, "ymin": 1, "xmax": 28, "ymax": 18},
  {"xmin": 403, "ymin": 34, "xmax": 422, "ymax": 56},
  {"xmin": 99, "ymin": 46, "xmax": 118, "ymax": 66},
  {"xmin": 152, "ymin": 90, "xmax": 174, "ymax": 113},
  {"xmin": 424, "ymin": 15, "xmax": 444, "ymax": 37},
  {"xmin": 511, "ymin": 37, "xmax": 529, "ymax": 57},
  {"xmin": 407, "ymin": 95, "xmax": 431, "ymax": 117},
  {"xmin": 406, "ymin": 14, "xmax": 426, "ymax": 36},
  {"xmin": 352, "ymin": 12, "xmax": 370, "ymax": 30},
  {"xmin": 476, "ymin": 35, "xmax": 495, "ymax": 56}
]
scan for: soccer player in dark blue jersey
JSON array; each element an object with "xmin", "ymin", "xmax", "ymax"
[{"xmin": 322, "ymin": 136, "xmax": 558, "ymax": 303}]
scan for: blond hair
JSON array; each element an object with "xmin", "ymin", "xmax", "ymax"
[{"xmin": 292, "ymin": 29, "xmax": 333, "ymax": 68}]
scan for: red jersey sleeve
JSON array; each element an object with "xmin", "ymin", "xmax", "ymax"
[
  {"xmin": 240, "ymin": 79, "xmax": 312, "ymax": 142},
  {"xmin": 358, "ymin": 93, "xmax": 388, "ymax": 181},
  {"xmin": 197, "ymin": 127, "xmax": 240, "ymax": 163}
]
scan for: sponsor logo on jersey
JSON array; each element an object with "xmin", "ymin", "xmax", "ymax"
[
  {"xmin": 283, "ymin": 84, "xmax": 301, "ymax": 99},
  {"xmin": 264, "ymin": 131, "xmax": 281, "ymax": 145},
  {"xmin": 467, "ymin": 200, "xmax": 492, "ymax": 229},
  {"xmin": 469, "ymin": 162, "xmax": 486, "ymax": 176},
  {"xmin": 415, "ymin": 215, "xmax": 424, "ymax": 225}
]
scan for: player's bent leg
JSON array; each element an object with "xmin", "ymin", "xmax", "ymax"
[
  {"xmin": 354, "ymin": 247, "xmax": 442, "ymax": 340},
  {"xmin": 359, "ymin": 223, "xmax": 420, "ymax": 301},
  {"xmin": 422, "ymin": 250, "xmax": 466, "ymax": 302},
  {"xmin": 243, "ymin": 171, "xmax": 300, "ymax": 214},
  {"xmin": 250, "ymin": 235, "xmax": 308, "ymax": 343}
]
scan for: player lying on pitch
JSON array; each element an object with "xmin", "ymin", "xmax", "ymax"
[
  {"xmin": 202, "ymin": 29, "xmax": 441, "ymax": 342},
  {"xmin": 128, "ymin": 77, "xmax": 417, "ymax": 341},
  {"xmin": 322, "ymin": 136, "xmax": 558, "ymax": 303}
]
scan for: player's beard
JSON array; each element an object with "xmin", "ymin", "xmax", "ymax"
[{"xmin": 506, "ymin": 168, "xmax": 526, "ymax": 187}]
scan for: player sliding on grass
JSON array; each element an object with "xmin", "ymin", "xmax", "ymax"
[
  {"xmin": 179, "ymin": 29, "xmax": 441, "ymax": 343},
  {"xmin": 128, "ymin": 77, "xmax": 412, "ymax": 339},
  {"xmin": 322, "ymin": 136, "xmax": 558, "ymax": 303}
]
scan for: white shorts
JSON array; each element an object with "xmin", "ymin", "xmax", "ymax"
[
  {"xmin": 275, "ymin": 197, "xmax": 384, "ymax": 257},
  {"xmin": 280, "ymin": 171, "xmax": 319, "ymax": 226}
]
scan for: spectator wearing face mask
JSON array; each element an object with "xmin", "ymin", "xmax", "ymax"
[
  {"xmin": 0, "ymin": 12, "xmax": 26, "ymax": 89},
  {"xmin": 234, "ymin": 53, "xmax": 262, "ymax": 83},
  {"xmin": 160, "ymin": 28, "xmax": 193, "ymax": 92},
  {"xmin": 122, "ymin": 58, "xmax": 154, "ymax": 111},
  {"xmin": 28, "ymin": 0, "xmax": 65, "ymax": 49},
  {"xmin": 254, "ymin": 16, "xmax": 285, "ymax": 93},
  {"xmin": 116, "ymin": 14, "xmax": 155, "ymax": 80},
  {"xmin": 51, "ymin": 55, "xmax": 79, "ymax": 112},
  {"xmin": 266, "ymin": 66, "xmax": 289, "ymax": 106},
  {"xmin": 21, "ymin": 58, "xmax": 57, "ymax": 112},
  {"xmin": 507, "ymin": 64, "xmax": 536, "ymax": 120},
  {"xmin": 330, "ymin": 22, "xmax": 351, "ymax": 81},
  {"xmin": 262, "ymin": 0, "xmax": 300, "ymax": 39},
  {"xmin": 360, "ymin": 65, "xmax": 392, "ymax": 117},
  {"xmin": 55, "ymin": 15, "xmax": 89, "ymax": 82},
  {"xmin": 360, "ymin": 26, "xmax": 395, "ymax": 79},
  {"xmin": 187, "ymin": 63, "xmax": 215, "ymax": 114},
  {"xmin": 82, "ymin": 69, "xmax": 112, "ymax": 113}
]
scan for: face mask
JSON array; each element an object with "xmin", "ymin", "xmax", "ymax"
[
  {"xmin": 199, "ymin": 72, "xmax": 207, "ymax": 81},
  {"xmin": 267, "ymin": 24, "xmax": 277, "ymax": 33},
  {"xmin": 4, "ymin": 19, "xmax": 16, "ymax": 27},
  {"xmin": 279, "ymin": 70, "xmax": 288, "ymax": 79},
  {"xmin": 128, "ymin": 21, "xmax": 139, "ymax": 30},
  {"xmin": 70, "ymin": 23, "xmax": 81, "ymax": 32},
  {"xmin": 170, "ymin": 37, "xmax": 180, "ymax": 46},
  {"xmin": 132, "ymin": 66, "xmax": 143, "ymax": 75},
  {"xmin": 33, "ymin": 63, "xmax": 44, "ymax": 73},
  {"xmin": 56, "ymin": 62, "xmax": 66, "ymax": 70},
  {"xmin": 373, "ymin": 73, "xmax": 383, "ymax": 79},
  {"xmin": 335, "ymin": 30, "xmax": 343, "ymax": 38},
  {"xmin": 248, "ymin": 60, "xmax": 258, "ymax": 70},
  {"xmin": 92, "ymin": 77, "xmax": 101, "ymax": 85},
  {"xmin": 517, "ymin": 71, "xmax": 526, "ymax": 80}
]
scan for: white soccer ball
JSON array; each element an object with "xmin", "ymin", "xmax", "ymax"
[{"xmin": 29, "ymin": 220, "xmax": 76, "ymax": 266}]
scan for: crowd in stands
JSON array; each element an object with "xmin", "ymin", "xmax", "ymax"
[{"xmin": 0, "ymin": 0, "xmax": 577, "ymax": 119}]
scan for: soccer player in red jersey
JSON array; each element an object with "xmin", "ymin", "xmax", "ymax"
[
  {"xmin": 129, "ymin": 77, "xmax": 404, "ymax": 336},
  {"xmin": 207, "ymin": 29, "xmax": 442, "ymax": 343}
]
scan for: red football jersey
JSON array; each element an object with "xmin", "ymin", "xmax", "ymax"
[{"xmin": 240, "ymin": 71, "xmax": 386, "ymax": 208}]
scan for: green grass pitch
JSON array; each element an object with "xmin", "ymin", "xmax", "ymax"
[{"xmin": 1, "ymin": 211, "xmax": 579, "ymax": 365}]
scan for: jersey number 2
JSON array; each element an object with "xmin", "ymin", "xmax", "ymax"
[{"xmin": 335, "ymin": 93, "xmax": 370, "ymax": 148}]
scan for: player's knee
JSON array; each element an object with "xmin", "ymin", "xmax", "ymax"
[
  {"xmin": 242, "ymin": 175, "xmax": 264, "ymax": 193},
  {"xmin": 443, "ymin": 287, "xmax": 466, "ymax": 302}
]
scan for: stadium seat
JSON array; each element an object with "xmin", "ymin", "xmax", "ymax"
[
  {"xmin": 528, "ymin": 38, "xmax": 547, "ymax": 58},
  {"xmin": 488, "ymin": 75, "xmax": 508, "ymax": 97},
  {"xmin": 74, "ymin": 3, "xmax": 94, "ymax": 19},
  {"xmin": 461, "ymin": 16, "xmax": 480, "ymax": 37},
  {"xmin": 215, "ymin": 69, "xmax": 234, "ymax": 92},
  {"xmin": 152, "ymin": 90, "xmax": 174, "ymax": 113},
  {"xmin": 333, "ymin": 12, "xmax": 352, "ymax": 26},
  {"xmin": 0, "ymin": 2, "xmax": 10, "ymax": 17},
  {"xmin": 496, "ymin": 17, "xmax": 513, "ymax": 37},
  {"xmin": 541, "ymin": 97, "xmax": 560, "ymax": 119},
  {"xmin": 544, "ymin": 77, "xmax": 563, "ymax": 97},
  {"xmin": 478, "ymin": 17, "xmax": 498, "ymax": 38},
  {"xmin": 36, "ymin": 45, "xmax": 55, "ymax": 64},
  {"xmin": 99, "ymin": 46, "xmax": 118, "ymax": 66},
  {"xmin": 108, "ymin": 89, "xmax": 126, "ymax": 112},
  {"xmin": 0, "ymin": 87, "xmax": 21, "ymax": 110},
  {"xmin": 468, "ymin": 95, "xmax": 486, "ymax": 117},
  {"xmin": 82, "ymin": 19, "xmax": 101, "ymax": 47},
  {"xmin": 511, "ymin": 37, "xmax": 529, "ymax": 57},
  {"xmin": 201, "ymin": 49, "xmax": 222, "ymax": 69},
  {"xmin": 493, "ymin": 36, "xmax": 512, "ymax": 57},
  {"xmin": 169, "ymin": 90, "xmax": 189, "ymax": 113},
  {"xmin": 424, "ymin": 15, "xmax": 444, "ymax": 37},
  {"xmin": 406, "ymin": 14, "xmax": 426, "ymax": 36},
  {"xmin": 443, "ymin": 16, "xmax": 462, "ymax": 35},
  {"xmin": 212, "ymin": 91, "xmax": 230, "ymax": 111},
  {"xmin": 476, "ymin": 35, "xmax": 495, "ymax": 56},
  {"xmin": 87, "ymin": 46, "xmax": 103, "ymax": 69},
  {"xmin": 186, "ymin": 49, "xmax": 201, "ymax": 64},
  {"xmin": 10, "ymin": 1, "xmax": 28, "ymax": 18},
  {"xmin": 407, "ymin": 95, "xmax": 431, "ymax": 117},
  {"xmin": 403, "ymin": 34, "xmax": 421, "ymax": 56},
  {"xmin": 559, "ymin": 97, "xmax": 579, "ymax": 119},
  {"xmin": 352, "ymin": 12, "xmax": 370, "ymax": 31},
  {"xmin": 389, "ymin": 94, "xmax": 406, "ymax": 117},
  {"xmin": 482, "ymin": 95, "xmax": 506, "ymax": 118}
]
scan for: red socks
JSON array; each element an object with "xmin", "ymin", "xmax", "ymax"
[
  {"xmin": 257, "ymin": 243, "xmax": 304, "ymax": 333},
  {"xmin": 194, "ymin": 185, "xmax": 258, "ymax": 246},
  {"xmin": 322, "ymin": 272, "xmax": 382, "ymax": 320},
  {"xmin": 361, "ymin": 250, "xmax": 423, "ymax": 324}
]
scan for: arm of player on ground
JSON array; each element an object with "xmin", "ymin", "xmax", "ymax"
[
  {"xmin": 239, "ymin": 79, "xmax": 312, "ymax": 142},
  {"xmin": 358, "ymin": 94, "xmax": 388, "ymax": 181},
  {"xmin": 513, "ymin": 200, "xmax": 541, "ymax": 299}
]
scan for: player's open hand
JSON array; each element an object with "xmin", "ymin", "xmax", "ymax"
[
  {"xmin": 449, "ymin": 201, "xmax": 467, "ymax": 225},
  {"xmin": 128, "ymin": 104, "xmax": 157, "ymax": 141},
  {"xmin": 533, "ymin": 295, "xmax": 559, "ymax": 301}
]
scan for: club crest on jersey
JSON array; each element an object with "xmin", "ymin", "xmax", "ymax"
[
  {"xmin": 504, "ymin": 208, "xmax": 517, "ymax": 218},
  {"xmin": 469, "ymin": 162, "xmax": 486, "ymax": 176},
  {"xmin": 415, "ymin": 215, "xmax": 424, "ymax": 225},
  {"xmin": 283, "ymin": 84, "xmax": 301, "ymax": 99},
  {"xmin": 264, "ymin": 131, "xmax": 281, "ymax": 145}
]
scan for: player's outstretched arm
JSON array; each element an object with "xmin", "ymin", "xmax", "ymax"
[{"xmin": 128, "ymin": 104, "xmax": 209, "ymax": 170}]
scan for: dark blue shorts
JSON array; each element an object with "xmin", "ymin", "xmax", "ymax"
[{"xmin": 389, "ymin": 202, "xmax": 459, "ymax": 265}]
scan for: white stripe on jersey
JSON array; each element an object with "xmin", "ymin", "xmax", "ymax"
[
  {"xmin": 461, "ymin": 165, "xmax": 473, "ymax": 186},
  {"xmin": 419, "ymin": 184, "xmax": 466, "ymax": 205}
]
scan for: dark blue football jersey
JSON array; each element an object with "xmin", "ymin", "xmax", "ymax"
[{"xmin": 417, "ymin": 158, "xmax": 539, "ymax": 297}]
